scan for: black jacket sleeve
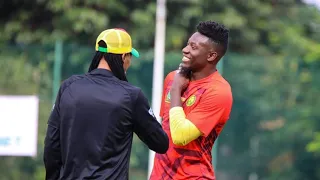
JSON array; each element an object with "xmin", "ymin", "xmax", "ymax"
[
  {"xmin": 44, "ymin": 87, "xmax": 63, "ymax": 180},
  {"xmin": 132, "ymin": 90, "xmax": 169, "ymax": 154}
]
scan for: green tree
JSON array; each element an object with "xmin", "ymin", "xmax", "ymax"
[{"xmin": 0, "ymin": 0, "xmax": 320, "ymax": 179}]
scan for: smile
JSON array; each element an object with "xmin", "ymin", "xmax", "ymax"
[{"xmin": 182, "ymin": 56, "xmax": 190, "ymax": 62}]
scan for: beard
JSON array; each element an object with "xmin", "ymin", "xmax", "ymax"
[{"xmin": 178, "ymin": 64, "xmax": 192, "ymax": 79}]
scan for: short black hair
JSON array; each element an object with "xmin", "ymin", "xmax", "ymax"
[
  {"xmin": 88, "ymin": 41, "xmax": 128, "ymax": 81},
  {"xmin": 196, "ymin": 21, "xmax": 229, "ymax": 57}
]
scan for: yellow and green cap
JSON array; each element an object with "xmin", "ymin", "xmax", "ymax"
[{"xmin": 95, "ymin": 28, "xmax": 140, "ymax": 58}]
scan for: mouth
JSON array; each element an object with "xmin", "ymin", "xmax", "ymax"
[{"xmin": 182, "ymin": 56, "xmax": 191, "ymax": 63}]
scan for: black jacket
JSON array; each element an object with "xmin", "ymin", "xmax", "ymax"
[{"xmin": 43, "ymin": 69, "xmax": 169, "ymax": 180}]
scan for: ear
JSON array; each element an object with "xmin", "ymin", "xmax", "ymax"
[
  {"xmin": 207, "ymin": 51, "xmax": 218, "ymax": 62},
  {"xmin": 121, "ymin": 54, "xmax": 126, "ymax": 62}
]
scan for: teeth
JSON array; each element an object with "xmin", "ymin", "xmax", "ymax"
[{"xmin": 182, "ymin": 56, "xmax": 190, "ymax": 61}]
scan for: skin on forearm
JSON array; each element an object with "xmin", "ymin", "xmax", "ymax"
[{"xmin": 170, "ymin": 87, "xmax": 183, "ymax": 108}]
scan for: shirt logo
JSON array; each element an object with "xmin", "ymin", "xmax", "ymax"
[
  {"xmin": 186, "ymin": 95, "xmax": 196, "ymax": 106},
  {"xmin": 148, "ymin": 108, "xmax": 156, "ymax": 118},
  {"xmin": 165, "ymin": 91, "xmax": 187, "ymax": 103}
]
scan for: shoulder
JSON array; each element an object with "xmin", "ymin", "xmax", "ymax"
[
  {"xmin": 114, "ymin": 80, "xmax": 146, "ymax": 102},
  {"xmin": 165, "ymin": 71, "xmax": 177, "ymax": 81},
  {"xmin": 116, "ymin": 80, "xmax": 142, "ymax": 94},
  {"xmin": 206, "ymin": 74, "xmax": 233, "ymax": 104},
  {"xmin": 212, "ymin": 72, "xmax": 232, "ymax": 94},
  {"xmin": 163, "ymin": 70, "xmax": 177, "ymax": 86},
  {"xmin": 60, "ymin": 74, "xmax": 86, "ymax": 93}
]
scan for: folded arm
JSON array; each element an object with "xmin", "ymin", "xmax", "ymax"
[
  {"xmin": 169, "ymin": 107, "xmax": 202, "ymax": 146},
  {"xmin": 169, "ymin": 87, "xmax": 202, "ymax": 146},
  {"xmin": 169, "ymin": 85, "xmax": 232, "ymax": 146}
]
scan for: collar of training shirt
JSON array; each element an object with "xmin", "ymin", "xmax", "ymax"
[{"xmin": 89, "ymin": 68, "xmax": 114, "ymax": 77}]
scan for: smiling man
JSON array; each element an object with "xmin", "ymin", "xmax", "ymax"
[{"xmin": 149, "ymin": 21, "xmax": 233, "ymax": 179}]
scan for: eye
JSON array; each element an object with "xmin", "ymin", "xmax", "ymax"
[{"xmin": 187, "ymin": 42, "xmax": 197, "ymax": 50}]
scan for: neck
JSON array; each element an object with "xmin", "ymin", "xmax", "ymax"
[
  {"xmin": 191, "ymin": 66, "xmax": 217, "ymax": 81},
  {"xmin": 97, "ymin": 57, "xmax": 111, "ymax": 71}
]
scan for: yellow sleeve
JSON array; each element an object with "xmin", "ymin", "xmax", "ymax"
[{"xmin": 169, "ymin": 107, "xmax": 202, "ymax": 146}]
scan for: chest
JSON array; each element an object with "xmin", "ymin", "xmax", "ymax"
[{"xmin": 163, "ymin": 81, "xmax": 208, "ymax": 115}]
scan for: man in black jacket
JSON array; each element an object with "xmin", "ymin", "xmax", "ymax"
[{"xmin": 43, "ymin": 28, "xmax": 169, "ymax": 180}]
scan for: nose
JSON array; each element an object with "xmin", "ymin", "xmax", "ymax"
[{"xmin": 182, "ymin": 46, "xmax": 189, "ymax": 55}]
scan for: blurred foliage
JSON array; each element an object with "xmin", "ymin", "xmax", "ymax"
[{"xmin": 0, "ymin": 0, "xmax": 320, "ymax": 179}]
